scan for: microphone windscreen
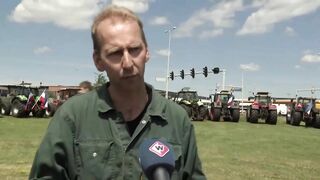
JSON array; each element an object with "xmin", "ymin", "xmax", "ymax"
[{"xmin": 139, "ymin": 139, "xmax": 175, "ymax": 179}]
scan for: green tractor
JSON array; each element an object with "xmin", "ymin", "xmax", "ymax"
[
  {"xmin": 0, "ymin": 83, "xmax": 47, "ymax": 118},
  {"xmin": 0, "ymin": 95, "xmax": 3, "ymax": 117},
  {"xmin": 173, "ymin": 88, "xmax": 208, "ymax": 121},
  {"xmin": 0, "ymin": 86, "xmax": 10, "ymax": 115}
]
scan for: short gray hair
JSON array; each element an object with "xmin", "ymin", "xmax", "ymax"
[{"xmin": 91, "ymin": 5, "xmax": 148, "ymax": 52}]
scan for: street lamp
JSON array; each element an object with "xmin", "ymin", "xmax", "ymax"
[
  {"xmin": 165, "ymin": 26, "xmax": 176, "ymax": 99},
  {"xmin": 241, "ymin": 71, "xmax": 244, "ymax": 113},
  {"xmin": 218, "ymin": 68, "xmax": 226, "ymax": 90}
]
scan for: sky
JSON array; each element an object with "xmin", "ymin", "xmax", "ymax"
[{"xmin": 1, "ymin": 0, "xmax": 320, "ymax": 98}]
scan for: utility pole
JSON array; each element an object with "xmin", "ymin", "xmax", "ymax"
[
  {"xmin": 164, "ymin": 26, "xmax": 176, "ymax": 99},
  {"xmin": 241, "ymin": 71, "xmax": 244, "ymax": 113}
]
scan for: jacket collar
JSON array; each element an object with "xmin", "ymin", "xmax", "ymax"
[
  {"xmin": 96, "ymin": 82, "xmax": 168, "ymax": 122},
  {"xmin": 96, "ymin": 83, "xmax": 114, "ymax": 113}
]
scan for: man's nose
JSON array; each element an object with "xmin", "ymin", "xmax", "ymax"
[{"xmin": 122, "ymin": 50, "xmax": 133, "ymax": 69}]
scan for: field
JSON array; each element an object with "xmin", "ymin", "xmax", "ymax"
[{"xmin": 0, "ymin": 115, "xmax": 320, "ymax": 179}]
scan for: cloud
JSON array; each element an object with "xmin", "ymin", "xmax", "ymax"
[
  {"xmin": 284, "ymin": 26, "xmax": 296, "ymax": 36},
  {"xmin": 250, "ymin": 0, "xmax": 269, "ymax": 8},
  {"xmin": 199, "ymin": 29, "xmax": 223, "ymax": 38},
  {"xmin": 33, "ymin": 46, "xmax": 52, "ymax": 55},
  {"xmin": 149, "ymin": 16, "xmax": 170, "ymax": 26},
  {"xmin": 9, "ymin": 0, "xmax": 150, "ymax": 30},
  {"xmin": 294, "ymin": 65, "xmax": 301, "ymax": 69},
  {"xmin": 237, "ymin": 0, "xmax": 320, "ymax": 35},
  {"xmin": 112, "ymin": 0, "xmax": 150, "ymax": 13},
  {"xmin": 155, "ymin": 49, "xmax": 169, "ymax": 57},
  {"xmin": 9, "ymin": 0, "xmax": 100, "ymax": 30},
  {"xmin": 240, "ymin": 63, "xmax": 260, "ymax": 71},
  {"xmin": 174, "ymin": 0, "xmax": 243, "ymax": 38},
  {"xmin": 301, "ymin": 53, "xmax": 320, "ymax": 63}
]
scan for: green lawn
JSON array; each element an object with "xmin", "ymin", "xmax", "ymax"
[
  {"xmin": 195, "ymin": 117, "xmax": 320, "ymax": 180},
  {"xmin": 0, "ymin": 115, "xmax": 319, "ymax": 179},
  {"xmin": 0, "ymin": 116, "xmax": 50, "ymax": 179}
]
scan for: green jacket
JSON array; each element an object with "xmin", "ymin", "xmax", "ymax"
[{"xmin": 29, "ymin": 83, "xmax": 206, "ymax": 180}]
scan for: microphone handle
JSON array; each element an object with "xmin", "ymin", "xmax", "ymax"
[{"xmin": 153, "ymin": 167, "xmax": 170, "ymax": 180}]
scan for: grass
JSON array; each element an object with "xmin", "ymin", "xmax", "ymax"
[
  {"xmin": 195, "ymin": 117, "xmax": 320, "ymax": 180},
  {"xmin": 0, "ymin": 116, "xmax": 50, "ymax": 180},
  {"xmin": 0, "ymin": 115, "xmax": 320, "ymax": 179}
]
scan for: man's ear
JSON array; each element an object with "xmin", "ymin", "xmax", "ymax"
[
  {"xmin": 93, "ymin": 50, "xmax": 105, "ymax": 72},
  {"xmin": 145, "ymin": 49, "xmax": 150, "ymax": 62}
]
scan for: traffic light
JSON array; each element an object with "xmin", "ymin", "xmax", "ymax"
[
  {"xmin": 203, "ymin": 66, "xmax": 208, "ymax": 77},
  {"xmin": 212, "ymin": 67, "xmax": 220, "ymax": 74},
  {"xmin": 180, "ymin": 70, "xmax": 184, "ymax": 79},
  {"xmin": 170, "ymin": 71, "xmax": 174, "ymax": 80},
  {"xmin": 190, "ymin": 68, "xmax": 195, "ymax": 78}
]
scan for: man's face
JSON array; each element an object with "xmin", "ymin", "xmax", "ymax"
[
  {"xmin": 93, "ymin": 18, "xmax": 149, "ymax": 89},
  {"xmin": 78, "ymin": 88, "xmax": 88, "ymax": 94}
]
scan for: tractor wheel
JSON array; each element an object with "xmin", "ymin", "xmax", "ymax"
[
  {"xmin": 0, "ymin": 107, "xmax": 5, "ymax": 115},
  {"xmin": 33, "ymin": 109, "xmax": 45, "ymax": 118},
  {"xmin": 291, "ymin": 112, "xmax": 301, "ymax": 126},
  {"xmin": 246, "ymin": 109, "xmax": 250, "ymax": 122},
  {"xmin": 313, "ymin": 115, "xmax": 320, "ymax": 128},
  {"xmin": 1, "ymin": 100, "xmax": 11, "ymax": 115},
  {"xmin": 199, "ymin": 106, "xmax": 208, "ymax": 121},
  {"xmin": 231, "ymin": 109, "xmax": 240, "ymax": 122},
  {"xmin": 250, "ymin": 109, "xmax": 259, "ymax": 123},
  {"xmin": 286, "ymin": 113, "xmax": 291, "ymax": 124},
  {"xmin": 305, "ymin": 112, "xmax": 316, "ymax": 127},
  {"xmin": 305, "ymin": 118, "xmax": 313, "ymax": 127},
  {"xmin": 268, "ymin": 110, "xmax": 277, "ymax": 125},
  {"xmin": 212, "ymin": 108, "xmax": 221, "ymax": 121},
  {"xmin": 1, "ymin": 105, "xmax": 10, "ymax": 115},
  {"xmin": 11, "ymin": 100, "xmax": 28, "ymax": 118},
  {"xmin": 180, "ymin": 104, "xmax": 192, "ymax": 118},
  {"xmin": 45, "ymin": 103, "xmax": 57, "ymax": 117}
]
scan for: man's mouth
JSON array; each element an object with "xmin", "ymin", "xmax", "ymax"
[{"xmin": 122, "ymin": 74, "xmax": 137, "ymax": 79}]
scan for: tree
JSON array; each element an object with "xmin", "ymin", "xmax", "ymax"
[{"xmin": 94, "ymin": 73, "xmax": 108, "ymax": 87}]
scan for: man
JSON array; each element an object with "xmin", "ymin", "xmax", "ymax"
[
  {"xmin": 78, "ymin": 80, "xmax": 93, "ymax": 94},
  {"xmin": 29, "ymin": 5, "xmax": 206, "ymax": 180}
]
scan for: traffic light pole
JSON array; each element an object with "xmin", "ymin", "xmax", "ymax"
[
  {"xmin": 222, "ymin": 69, "xmax": 226, "ymax": 90},
  {"xmin": 165, "ymin": 27, "xmax": 176, "ymax": 99}
]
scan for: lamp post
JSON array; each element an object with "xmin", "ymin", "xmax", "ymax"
[
  {"xmin": 165, "ymin": 26, "xmax": 176, "ymax": 99},
  {"xmin": 241, "ymin": 71, "xmax": 244, "ymax": 113},
  {"xmin": 218, "ymin": 69, "xmax": 226, "ymax": 90}
]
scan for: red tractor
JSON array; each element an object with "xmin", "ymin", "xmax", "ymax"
[
  {"xmin": 286, "ymin": 97, "xmax": 320, "ymax": 128},
  {"xmin": 45, "ymin": 88, "xmax": 80, "ymax": 117},
  {"xmin": 209, "ymin": 90, "xmax": 240, "ymax": 122},
  {"xmin": 246, "ymin": 92, "xmax": 277, "ymax": 124}
]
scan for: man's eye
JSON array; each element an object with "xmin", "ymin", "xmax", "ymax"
[
  {"xmin": 128, "ymin": 47, "xmax": 141, "ymax": 55},
  {"xmin": 107, "ymin": 50, "xmax": 123, "ymax": 58}
]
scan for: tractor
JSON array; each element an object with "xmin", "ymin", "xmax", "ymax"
[
  {"xmin": 0, "ymin": 83, "xmax": 47, "ymax": 118},
  {"xmin": 286, "ymin": 97, "xmax": 320, "ymax": 128},
  {"xmin": 45, "ymin": 87, "xmax": 80, "ymax": 117},
  {"xmin": 246, "ymin": 92, "xmax": 277, "ymax": 124},
  {"xmin": 0, "ymin": 98, "xmax": 3, "ymax": 117},
  {"xmin": 209, "ymin": 90, "xmax": 240, "ymax": 122},
  {"xmin": 173, "ymin": 88, "xmax": 207, "ymax": 121}
]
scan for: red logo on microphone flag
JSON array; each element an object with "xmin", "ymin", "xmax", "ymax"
[{"xmin": 149, "ymin": 141, "xmax": 169, "ymax": 157}]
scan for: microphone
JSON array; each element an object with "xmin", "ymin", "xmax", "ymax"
[{"xmin": 139, "ymin": 139, "xmax": 175, "ymax": 180}]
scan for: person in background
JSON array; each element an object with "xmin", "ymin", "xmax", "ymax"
[
  {"xmin": 29, "ymin": 5, "xmax": 206, "ymax": 180},
  {"xmin": 78, "ymin": 80, "xmax": 93, "ymax": 94}
]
